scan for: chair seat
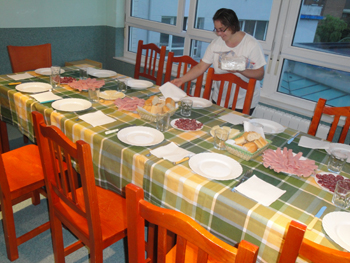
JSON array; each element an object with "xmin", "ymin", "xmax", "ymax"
[
  {"xmin": 3, "ymin": 144, "xmax": 45, "ymax": 194},
  {"xmin": 166, "ymin": 242, "xmax": 220, "ymax": 262},
  {"xmin": 55, "ymin": 186, "xmax": 127, "ymax": 242}
]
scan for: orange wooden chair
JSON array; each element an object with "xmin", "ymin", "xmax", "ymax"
[
  {"xmin": 32, "ymin": 111, "xmax": 127, "ymax": 263},
  {"xmin": 125, "ymin": 183, "xmax": 259, "ymax": 263},
  {"xmin": 308, "ymin": 98, "xmax": 350, "ymax": 143},
  {"xmin": 203, "ymin": 67, "xmax": 256, "ymax": 114},
  {"xmin": 7, "ymin": 43, "xmax": 52, "ymax": 73},
  {"xmin": 164, "ymin": 51, "xmax": 204, "ymax": 97},
  {"xmin": 0, "ymin": 118, "xmax": 49, "ymax": 261},
  {"xmin": 134, "ymin": 40, "xmax": 166, "ymax": 86},
  {"xmin": 278, "ymin": 220, "xmax": 350, "ymax": 263},
  {"xmin": 0, "ymin": 120, "xmax": 10, "ymax": 153}
]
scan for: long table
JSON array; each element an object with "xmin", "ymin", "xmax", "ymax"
[{"xmin": 1, "ymin": 67, "xmax": 349, "ymax": 262}]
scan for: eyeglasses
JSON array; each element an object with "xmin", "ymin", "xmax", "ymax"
[{"xmin": 213, "ymin": 26, "xmax": 229, "ymax": 33}]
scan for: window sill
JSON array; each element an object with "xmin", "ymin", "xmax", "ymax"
[{"xmin": 114, "ymin": 56, "xmax": 135, "ymax": 65}]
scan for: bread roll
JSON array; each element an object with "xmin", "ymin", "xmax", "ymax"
[
  {"xmin": 150, "ymin": 105, "xmax": 158, "ymax": 114},
  {"xmin": 244, "ymin": 131, "xmax": 261, "ymax": 142},
  {"xmin": 143, "ymin": 105, "xmax": 152, "ymax": 112},
  {"xmin": 149, "ymin": 95, "xmax": 159, "ymax": 105},
  {"xmin": 166, "ymin": 97, "xmax": 175, "ymax": 107},
  {"xmin": 162, "ymin": 105, "xmax": 171, "ymax": 113},
  {"xmin": 234, "ymin": 135, "xmax": 246, "ymax": 145},
  {"xmin": 243, "ymin": 142, "xmax": 258, "ymax": 153},
  {"xmin": 254, "ymin": 137, "xmax": 268, "ymax": 149},
  {"xmin": 144, "ymin": 98, "xmax": 153, "ymax": 106}
]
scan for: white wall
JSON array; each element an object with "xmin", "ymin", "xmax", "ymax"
[{"xmin": 0, "ymin": 0, "xmax": 117, "ymax": 28}]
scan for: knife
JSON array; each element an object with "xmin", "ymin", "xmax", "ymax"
[
  {"xmin": 307, "ymin": 206, "xmax": 327, "ymax": 230},
  {"xmin": 287, "ymin": 131, "xmax": 300, "ymax": 144}
]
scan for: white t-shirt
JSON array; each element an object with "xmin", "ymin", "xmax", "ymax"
[{"xmin": 202, "ymin": 33, "xmax": 266, "ymax": 109}]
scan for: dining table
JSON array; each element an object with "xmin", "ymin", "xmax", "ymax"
[{"xmin": 0, "ymin": 66, "xmax": 349, "ymax": 262}]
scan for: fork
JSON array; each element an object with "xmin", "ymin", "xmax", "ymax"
[{"xmin": 231, "ymin": 169, "xmax": 253, "ymax": 192}]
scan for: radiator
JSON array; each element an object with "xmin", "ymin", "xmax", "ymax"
[{"xmin": 252, "ymin": 105, "xmax": 329, "ymax": 140}]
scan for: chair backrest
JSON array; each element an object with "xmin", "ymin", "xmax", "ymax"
[
  {"xmin": 308, "ymin": 98, "xmax": 350, "ymax": 143},
  {"xmin": 164, "ymin": 51, "xmax": 204, "ymax": 97},
  {"xmin": 32, "ymin": 111, "xmax": 102, "ymax": 246},
  {"xmin": 134, "ymin": 40, "xmax": 166, "ymax": 86},
  {"xmin": 278, "ymin": 220, "xmax": 350, "ymax": 263},
  {"xmin": 203, "ymin": 67, "xmax": 256, "ymax": 114},
  {"xmin": 7, "ymin": 43, "xmax": 52, "ymax": 73},
  {"xmin": 126, "ymin": 183, "xmax": 259, "ymax": 263}
]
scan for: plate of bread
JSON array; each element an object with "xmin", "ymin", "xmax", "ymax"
[
  {"xmin": 137, "ymin": 95, "xmax": 177, "ymax": 122},
  {"xmin": 225, "ymin": 131, "xmax": 271, "ymax": 161}
]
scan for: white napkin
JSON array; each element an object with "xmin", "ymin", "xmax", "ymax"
[
  {"xmin": 78, "ymin": 111, "xmax": 116, "ymax": 127},
  {"xmin": 298, "ymin": 136, "xmax": 331, "ymax": 149},
  {"xmin": 219, "ymin": 113, "xmax": 249, "ymax": 125},
  {"xmin": 7, "ymin": 72, "xmax": 33, "ymax": 80},
  {"xmin": 30, "ymin": 91, "xmax": 62, "ymax": 103},
  {"xmin": 244, "ymin": 121, "xmax": 265, "ymax": 139},
  {"xmin": 235, "ymin": 175, "xmax": 286, "ymax": 206},
  {"xmin": 159, "ymin": 82, "xmax": 187, "ymax": 102},
  {"xmin": 150, "ymin": 142, "xmax": 192, "ymax": 163}
]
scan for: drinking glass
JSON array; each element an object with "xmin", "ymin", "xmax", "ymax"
[
  {"xmin": 328, "ymin": 150, "xmax": 347, "ymax": 174},
  {"xmin": 79, "ymin": 67, "xmax": 88, "ymax": 79},
  {"xmin": 88, "ymin": 87, "xmax": 100, "ymax": 102},
  {"xmin": 332, "ymin": 180, "xmax": 350, "ymax": 209},
  {"xmin": 214, "ymin": 128, "xmax": 229, "ymax": 150},
  {"xmin": 156, "ymin": 113, "xmax": 170, "ymax": 132},
  {"xmin": 116, "ymin": 80, "xmax": 127, "ymax": 93},
  {"xmin": 180, "ymin": 98, "xmax": 193, "ymax": 117},
  {"xmin": 50, "ymin": 66, "xmax": 61, "ymax": 89}
]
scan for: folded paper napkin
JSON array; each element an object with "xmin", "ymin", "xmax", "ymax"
[
  {"xmin": 159, "ymin": 82, "xmax": 187, "ymax": 102},
  {"xmin": 244, "ymin": 121, "xmax": 265, "ymax": 139},
  {"xmin": 150, "ymin": 142, "xmax": 192, "ymax": 163},
  {"xmin": 30, "ymin": 91, "xmax": 62, "ymax": 103},
  {"xmin": 219, "ymin": 113, "xmax": 249, "ymax": 125},
  {"xmin": 7, "ymin": 72, "xmax": 33, "ymax": 81},
  {"xmin": 79, "ymin": 111, "xmax": 116, "ymax": 127},
  {"xmin": 298, "ymin": 136, "xmax": 331, "ymax": 149},
  {"xmin": 235, "ymin": 175, "xmax": 286, "ymax": 206}
]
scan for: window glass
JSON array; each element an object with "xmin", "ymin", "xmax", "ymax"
[
  {"xmin": 190, "ymin": 40, "xmax": 210, "ymax": 61},
  {"xmin": 278, "ymin": 59, "xmax": 350, "ymax": 107},
  {"xmin": 293, "ymin": 1, "xmax": 350, "ymax": 57}
]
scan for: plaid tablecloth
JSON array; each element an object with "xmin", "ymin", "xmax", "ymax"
[{"xmin": 1, "ymin": 68, "xmax": 349, "ymax": 262}]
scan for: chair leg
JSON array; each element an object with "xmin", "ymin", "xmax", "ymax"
[
  {"xmin": 23, "ymin": 135, "xmax": 29, "ymax": 144},
  {"xmin": 1, "ymin": 195, "xmax": 19, "ymax": 261},
  {"xmin": 51, "ymin": 215, "xmax": 66, "ymax": 263},
  {"xmin": 31, "ymin": 189, "xmax": 41, "ymax": 206},
  {"xmin": 89, "ymin": 246, "xmax": 103, "ymax": 263}
]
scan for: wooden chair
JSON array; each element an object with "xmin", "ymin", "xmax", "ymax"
[
  {"xmin": 0, "ymin": 120, "xmax": 10, "ymax": 153},
  {"xmin": 0, "ymin": 118, "xmax": 49, "ymax": 261},
  {"xmin": 308, "ymin": 98, "xmax": 350, "ymax": 143},
  {"xmin": 203, "ymin": 67, "xmax": 257, "ymax": 114},
  {"xmin": 125, "ymin": 183, "xmax": 259, "ymax": 263},
  {"xmin": 7, "ymin": 43, "xmax": 52, "ymax": 73},
  {"xmin": 164, "ymin": 52, "xmax": 204, "ymax": 97},
  {"xmin": 31, "ymin": 111, "xmax": 127, "ymax": 263},
  {"xmin": 278, "ymin": 220, "xmax": 350, "ymax": 263},
  {"xmin": 134, "ymin": 40, "xmax": 166, "ymax": 86}
]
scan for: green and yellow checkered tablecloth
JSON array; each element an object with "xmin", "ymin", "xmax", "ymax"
[{"xmin": 0, "ymin": 67, "xmax": 349, "ymax": 262}]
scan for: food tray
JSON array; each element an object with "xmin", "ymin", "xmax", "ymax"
[
  {"xmin": 137, "ymin": 106, "xmax": 177, "ymax": 122},
  {"xmin": 225, "ymin": 132, "xmax": 271, "ymax": 161}
]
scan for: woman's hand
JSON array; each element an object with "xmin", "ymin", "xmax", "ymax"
[{"xmin": 170, "ymin": 78, "xmax": 183, "ymax": 87}]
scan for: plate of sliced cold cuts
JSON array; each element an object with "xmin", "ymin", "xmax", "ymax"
[
  {"xmin": 114, "ymin": 97, "xmax": 145, "ymax": 111},
  {"xmin": 262, "ymin": 147, "xmax": 318, "ymax": 177},
  {"xmin": 67, "ymin": 78, "xmax": 105, "ymax": 91},
  {"xmin": 314, "ymin": 172, "xmax": 350, "ymax": 193},
  {"xmin": 171, "ymin": 118, "xmax": 203, "ymax": 131}
]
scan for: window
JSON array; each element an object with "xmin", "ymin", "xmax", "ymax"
[{"xmin": 124, "ymin": 0, "xmax": 350, "ymax": 118}]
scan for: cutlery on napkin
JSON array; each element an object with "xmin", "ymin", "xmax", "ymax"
[
  {"xmin": 150, "ymin": 142, "xmax": 193, "ymax": 163},
  {"xmin": 219, "ymin": 113, "xmax": 249, "ymax": 125},
  {"xmin": 307, "ymin": 206, "xmax": 327, "ymax": 230},
  {"xmin": 30, "ymin": 91, "xmax": 63, "ymax": 103},
  {"xmin": 7, "ymin": 72, "xmax": 33, "ymax": 81},
  {"xmin": 298, "ymin": 136, "xmax": 331, "ymax": 149},
  {"xmin": 78, "ymin": 111, "xmax": 116, "ymax": 127},
  {"xmin": 287, "ymin": 132, "xmax": 300, "ymax": 144},
  {"xmin": 159, "ymin": 82, "xmax": 187, "ymax": 102},
  {"xmin": 234, "ymin": 175, "xmax": 286, "ymax": 206}
]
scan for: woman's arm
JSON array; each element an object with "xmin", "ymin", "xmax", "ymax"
[
  {"xmin": 227, "ymin": 66, "xmax": 265, "ymax": 81},
  {"xmin": 171, "ymin": 60, "xmax": 211, "ymax": 87}
]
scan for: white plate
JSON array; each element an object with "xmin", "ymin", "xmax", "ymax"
[
  {"xmin": 189, "ymin": 152, "xmax": 242, "ymax": 180},
  {"xmin": 171, "ymin": 119, "xmax": 203, "ymax": 132},
  {"xmin": 89, "ymin": 70, "xmax": 117, "ymax": 78},
  {"xmin": 323, "ymin": 212, "xmax": 350, "ymax": 252},
  {"xmin": 326, "ymin": 143, "xmax": 350, "ymax": 163},
  {"xmin": 35, "ymin": 68, "xmax": 65, "ymax": 76},
  {"xmin": 187, "ymin": 97, "xmax": 213, "ymax": 109},
  {"xmin": 249, "ymin": 119, "xmax": 285, "ymax": 134},
  {"xmin": 313, "ymin": 172, "xmax": 347, "ymax": 193},
  {"xmin": 127, "ymin": 79, "xmax": 154, "ymax": 90},
  {"xmin": 99, "ymin": 90, "xmax": 125, "ymax": 100},
  {"xmin": 51, "ymin": 98, "xmax": 92, "ymax": 112},
  {"xmin": 15, "ymin": 82, "xmax": 52, "ymax": 93},
  {"xmin": 117, "ymin": 126, "xmax": 164, "ymax": 146}
]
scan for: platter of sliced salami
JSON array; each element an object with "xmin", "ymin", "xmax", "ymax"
[{"xmin": 314, "ymin": 172, "xmax": 350, "ymax": 193}]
